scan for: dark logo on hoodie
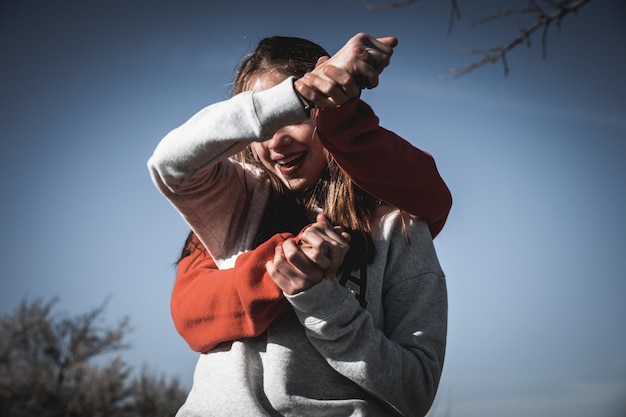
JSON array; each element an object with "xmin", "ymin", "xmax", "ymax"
[{"xmin": 339, "ymin": 266, "xmax": 368, "ymax": 309}]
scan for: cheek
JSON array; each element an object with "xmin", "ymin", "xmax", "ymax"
[
  {"xmin": 310, "ymin": 142, "xmax": 328, "ymax": 174},
  {"xmin": 250, "ymin": 143, "xmax": 269, "ymax": 164}
]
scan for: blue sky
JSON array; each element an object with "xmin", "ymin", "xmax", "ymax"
[{"xmin": 1, "ymin": 1, "xmax": 624, "ymax": 416}]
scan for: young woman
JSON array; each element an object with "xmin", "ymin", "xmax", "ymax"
[{"xmin": 149, "ymin": 33, "xmax": 449, "ymax": 417}]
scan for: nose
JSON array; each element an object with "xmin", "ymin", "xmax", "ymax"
[{"xmin": 266, "ymin": 128, "xmax": 293, "ymax": 149}]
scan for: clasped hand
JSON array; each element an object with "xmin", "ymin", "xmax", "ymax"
[
  {"xmin": 294, "ymin": 32, "xmax": 398, "ymax": 108},
  {"xmin": 266, "ymin": 213, "xmax": 351, "ymax": 295}
]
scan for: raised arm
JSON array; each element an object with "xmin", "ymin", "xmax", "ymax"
[
  {"xmin": 148, "ymin": 77, "xmax": 310, "ymax": 264},
  {"xmin": 291, "ymin": 32, "xmax": 452, "ymax": 237},
  {"xmin": 315, "ymin": 99, "xmax": 452, "ymax": 238}
]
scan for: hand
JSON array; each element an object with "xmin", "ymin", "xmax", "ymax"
[
  {"xmin": 298, "ymin": 213, "xmax": 351, "ymax": 279},
  {"xmin": 324, "ymin": 33, "xmax": 398, "ymax": 88},
  {"xmin": 294, "ymin": 33, "xmax": 398, "ymax": 108},
  {"xmin": 266, "ymin": 214, "xmax": 350, "ymax": 295}
]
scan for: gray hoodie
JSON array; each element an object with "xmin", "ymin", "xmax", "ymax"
[{"xmin": 148, "ymin": 77, "xmax": 447, "ymax": 417}]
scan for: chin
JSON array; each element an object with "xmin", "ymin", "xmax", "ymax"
[{"xmin": 282, "ymin": 178, "xmax": 311, "ymax": 193}]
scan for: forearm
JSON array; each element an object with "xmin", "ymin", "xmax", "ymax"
[
  {"xmin": 147, "ymin": 77, "xmax": 308, "ymax": 262},
  {"xmin": 315, "ymin": 100, "xmax": 452, "ymax": 238},
  {"xmin": 286, "ymin": 276, "xmax": 447, "ymax": 416},
  {"xmin": 148, "ymin": 77, "xmax": 307, "ymax": 195},
  {"xmin": 172, "ymin": 233, "xmax": 291, "ymax": 352}
]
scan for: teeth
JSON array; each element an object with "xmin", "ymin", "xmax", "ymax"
[{"xmin": 277, "ymin": 152, "xmax": 304, "ymax": 165}]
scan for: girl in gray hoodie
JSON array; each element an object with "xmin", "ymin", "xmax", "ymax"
[{"xmin": 149, "ymin": 33, "xmax": 449, "ymax": 417}]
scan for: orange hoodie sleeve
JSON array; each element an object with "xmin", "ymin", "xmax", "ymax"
[
  {"xmin": 315, "ymin": 99, "xmax": 452, "ymax": 238},
  {"xmin": 171, "ymin": 233, "xmax": 291, "ymax": 353}
]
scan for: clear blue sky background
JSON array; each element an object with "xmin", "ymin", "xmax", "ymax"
[{"xmin": 1, "ymin": 1, "xmax": 624, "ymax": 416}]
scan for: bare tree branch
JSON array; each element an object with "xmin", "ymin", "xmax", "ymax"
[
  {"xmin": 446, "ymin": 0, "xmax": 591, "ymax": 79},
  {"xmin": 468, "ymin": 7, "xmax": 536, "ymax": 28},
  {"xmin": 364, "ymin": 0, "xmax": 592, "ymax": 78}
]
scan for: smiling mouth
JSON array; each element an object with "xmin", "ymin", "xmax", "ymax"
[{"xmin": 276, "ymin": 152, "xmax": 306, "ymax": 169}]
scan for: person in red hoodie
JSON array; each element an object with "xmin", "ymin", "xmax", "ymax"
[{"xmin": 149, "ymin": 33, "xmax": 450, "ymax": 416}]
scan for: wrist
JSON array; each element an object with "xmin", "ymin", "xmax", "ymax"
[{"xmin": 293, "ymin": 78, "xmax": 315, "ymax": 116}]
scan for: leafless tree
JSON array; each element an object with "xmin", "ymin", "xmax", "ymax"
[
  {"xmin": 0, "ymin": 298, "xmax": 186, "ymax": 417},
  {"xmin": 363, "ymin": 0, "xmax": 592, "ymax": 78}
]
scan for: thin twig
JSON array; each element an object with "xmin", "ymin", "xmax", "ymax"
[
  {"xmin": 469, "ymin": 7, "xmax": 535, "ymax": 28},
  {"xmin": 447, "ymin": 0, "xmax": 462, "ymax": 35}
]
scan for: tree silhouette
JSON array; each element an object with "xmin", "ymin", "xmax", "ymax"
[{"xmin": 0, "ymin": 298, "xmax": 186, "ymax": 417}]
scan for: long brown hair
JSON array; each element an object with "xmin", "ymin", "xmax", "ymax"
[{"xmin": 180, "ymin": 36, "xmax": 376, "ymax": 270}]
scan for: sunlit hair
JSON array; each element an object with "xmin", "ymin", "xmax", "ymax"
[
  {"xmin": 232, "ymin": 36, "xmax": 328, "ymax": 95},
  {"xmin": 180, "ymin": 36, "xmax": 376, "ymax": 271}
]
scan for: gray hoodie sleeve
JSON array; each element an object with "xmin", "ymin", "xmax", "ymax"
[
  {"xmin": 147, "ymin": 77, "xmax": 308, "ymax": 263},
  {"xmin": 286, "ymin": 214, "xmax": 447, "ymax": 417}
]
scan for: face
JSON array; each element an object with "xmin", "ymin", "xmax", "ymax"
[{"xmin": 248, "ymin": 73, "xmax": 328, "ymax": 192}]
